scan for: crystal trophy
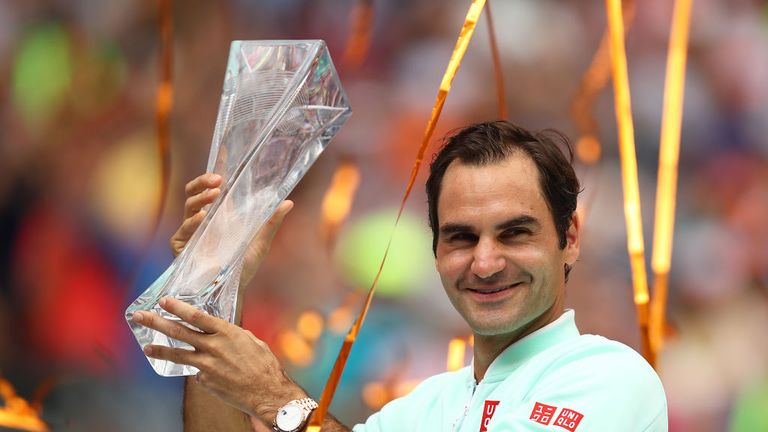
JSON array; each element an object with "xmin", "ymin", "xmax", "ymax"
[{"xmin": 125, "ymin": 40, "xmax": 352, "ymax": 376}]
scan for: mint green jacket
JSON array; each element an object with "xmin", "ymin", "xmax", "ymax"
[{"xmin": 353, "ymin": 311, "xmax": 667, "ymax": 431}]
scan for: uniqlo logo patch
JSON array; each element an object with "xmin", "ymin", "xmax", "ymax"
[
  {"xmin": 529, "ymin": 402, "xmax": 557, "ymax": 425},
  {"xmin": 479, "ymin": 400, "xmax": 500, "ymax": 431},
  {"xmin": 554, "ymin": 408, "xmax": 584, "ymax": 432}
]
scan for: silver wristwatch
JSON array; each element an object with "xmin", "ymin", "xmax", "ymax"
[{"xmin": 273, "ymin": 398, "xmax": 318, "ymax": 432}]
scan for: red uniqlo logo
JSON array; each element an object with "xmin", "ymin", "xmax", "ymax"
[
  {"xmin": 529, "ymin": 402, "xmax": 557, "ymax": 425},
  {"xmin": 554, "ymin": 408, "xmax": 584, "ymax": 432},
  {"xmin": 479, "ymin": 400, "xmax": 500, "ymax": 432}
]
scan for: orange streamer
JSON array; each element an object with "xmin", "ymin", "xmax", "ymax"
[
  {"xmin": 341, "ymin": 0, "xmax": 374, "ymax": 70},
  {"xmin": 572, "ymin": 34, "xmax": 609, "ymax": 167},
  {"xmin": 129, "ymin": 0, "xmax": 173, "ymax": 288},
  {"xmin": 318, "ymin": 0, "xmax": 373, "ymax": 250},
  {"xmin": 484, "ymin": 0, "xmax": 507, "ymax": 119},
  {"xmin": 650, "ymin": 0, "xmax": 693, "ymax": 360},
  {"xmin": 127, "ymin": 0, "xmax": 173, "ymax": 296},
  {"xmin": 570, "ymin": 0, "xmax": 636, "ymax": 229},
  {"xmin": 307, "ymin": 1, "xmax": 487, "ymax": 429},
  {"xmin": 571, "ymin": 0, "xmax": 635, "ymax": 166},
  {"xmin": 152, "ymin": 0, "xmax": 173, "ymax": 247},
  {"xmin": 605, "ymin": 0, "xmax": 652, "ymax": 363}
]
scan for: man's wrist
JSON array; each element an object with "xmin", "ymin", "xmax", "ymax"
[{"xmin": 251, "ymin": 379, "xmax": 309, "ymax": 425}]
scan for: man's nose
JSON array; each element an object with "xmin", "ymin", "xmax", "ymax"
[{"xmin": 470, "ymin": 238, "xmax": 505, "ymax": 279}]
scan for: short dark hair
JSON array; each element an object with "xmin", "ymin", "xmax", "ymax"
[{"xmin": 426, "ymin": 120, "xmax": 580, "ymax": 258}]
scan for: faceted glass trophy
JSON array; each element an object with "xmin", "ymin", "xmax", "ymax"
[{"xmin": 125, "ymin": 40, "xmax": 352, "ymax": 376}]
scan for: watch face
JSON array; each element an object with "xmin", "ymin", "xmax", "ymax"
[{"xmin": 276, "ymin": 403, "xmax": 304, "ymax": 431}]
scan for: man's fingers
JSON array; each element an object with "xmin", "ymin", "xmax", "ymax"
[
  {"xmin": 172, "ymin": 173, "xmax": 221, "ymax": 256},
  {"xmin": 180, "ymin": 210, "xmax": 206, "ymax": 239},
  {"xmin": 132, "ymin": 310, "xmax": 204, "ymax": 347},
  {"xmin": 184, "ymin": 188, "xmax": 220, "ymax": 219},
  {"xmin": 253, "ymin": 200, "xmax": 294, "ymax": 250},
  {"xmin": 185, "ymin": 173, "xmax": 222, "ymax": 196},
  {"xmin": 157, "ymin": 297, "xmax": 224, "ymax": 334},
  {"xmin": 239, "ymin": 201, "xmax": 294, "ymax": 288},
  {"xmin": 170, "ymin": 211, "xmax": 206, "ymax": 256},
  {"xmin": 143, "ymin": 344, "xmax": 201, "ymax": 369}
]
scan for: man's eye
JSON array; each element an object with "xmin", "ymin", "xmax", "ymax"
[
  {"xmin": 448, "ymin": 233, "xmax": 476, "ymax": 243},
  {"xmin": 501, "ymin": 228, "xmax": 531, "ymax": 239}
]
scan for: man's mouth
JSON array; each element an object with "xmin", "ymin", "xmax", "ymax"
[{"xmin": 466, "ymin": 281, "xmax": 523, "ymax": 294}]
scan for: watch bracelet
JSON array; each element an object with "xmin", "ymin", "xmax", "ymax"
[{"xmin": 294, "ymin": 397, "xmax": 319, "ymax": 412}]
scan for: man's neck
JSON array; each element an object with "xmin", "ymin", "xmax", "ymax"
[{"xmin": 472, "ymin": 305, "xmax": 563, "ymax": 382}]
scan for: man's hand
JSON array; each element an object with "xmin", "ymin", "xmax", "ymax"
[
  {"xmin": 132, "ymin": 298, "xmax": 307, "ymax": 423},
  {"xmin": 170, "ymin": 173, "xmax": 293, "ymax": 288},
  {"xmin": 170, "ymin": 173, "xmax": 222, "ymax": 257},
  {"xmin": 156, "ymin": 174, "xmax": 352, "ymax": 431}
]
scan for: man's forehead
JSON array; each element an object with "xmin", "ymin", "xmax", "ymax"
[
  {"xmin": 440, "ymin": 152, "xmax": 542, "ymax": 194},
  {"xmin": 438, "ymin": 153, "xmax": 548, "ymax": 217}
]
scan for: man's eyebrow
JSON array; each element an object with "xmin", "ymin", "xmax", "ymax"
[
  {"xmin": 496, "ymin": 215, "xmax": 540, "ymax": 231},
  {"xmin": 439, "ymin": 223, "xmax": 474, "ymax": 236},
  {"xmin": 439, "ymin": 216, "xmax": 540, "ymax": 236}
]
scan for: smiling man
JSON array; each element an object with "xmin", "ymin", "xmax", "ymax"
[
  {"xmin": 132, "ymin": 121, "xmax": 667, "ymax": 431},
  {"xmin": 429, "ymin": 126, "xmax": 580, "ymax": 383}
]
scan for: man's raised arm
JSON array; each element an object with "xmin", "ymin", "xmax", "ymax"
[{"xmin": 135, "ymin": 173, "xmax": 350, "ymax": 431}]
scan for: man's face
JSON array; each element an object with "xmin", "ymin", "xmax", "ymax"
[{"xmin": 434, "ymin": 152, "xmax": 579, "ymax": 336}]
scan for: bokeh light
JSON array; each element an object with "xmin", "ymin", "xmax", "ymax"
[
  {"xmin": 446, "ymin": 337, "xmax": 467, "ymax": 371},
  {"xmin": 729, "ymin": 377, "xmax": 768, "ymax": 432},
  {"xmin": 88, "ymin": 131, "xmax": 160, "ymax": 247},
  {"xmin": 327, "ymin": 305, "xmax": 354, "ymax": 334},
  {"xmin": 11, "ymin": 23, "xmax": 72, "ymax": 132},
  {"xmin": 576, "ymin": 134, "xmax": 602, "ymax": 165},
  {"xmin": 336, "ymin": 210, "xmax": 432, "ymax": 298},
  {"xmin": 297, "ymin": 310, "xmax": 324, "ymax": 342},
  {"xmin": 278, "ymin": 329, "xmax": 314, "ymax": 367}
]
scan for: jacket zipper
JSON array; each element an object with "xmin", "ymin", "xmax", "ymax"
[{"xmin": 452, "ymin": 380, "xmax": 478, "ymax": 432}]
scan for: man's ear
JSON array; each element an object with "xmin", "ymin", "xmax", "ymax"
[{"xmin": 564, "ymin": 211, "xmax": 581, "ymax": 266}]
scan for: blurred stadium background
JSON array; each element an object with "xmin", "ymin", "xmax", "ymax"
[{"xmin": 1, "ymin": 0, "xmax": 768, "ymax": 430}]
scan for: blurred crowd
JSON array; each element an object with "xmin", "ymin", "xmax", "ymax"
[{"xmin": 1, "ymin": 0, "xmax": 767, "ymax": 431}]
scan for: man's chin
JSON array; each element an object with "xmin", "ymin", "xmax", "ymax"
[
  {"xmin": 469, "ymin": 321, "xmax": 524, "ymax": 337},
  {"xmin": 468, "ymin": 311, "xmax": 544, "ymax": 339}
]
